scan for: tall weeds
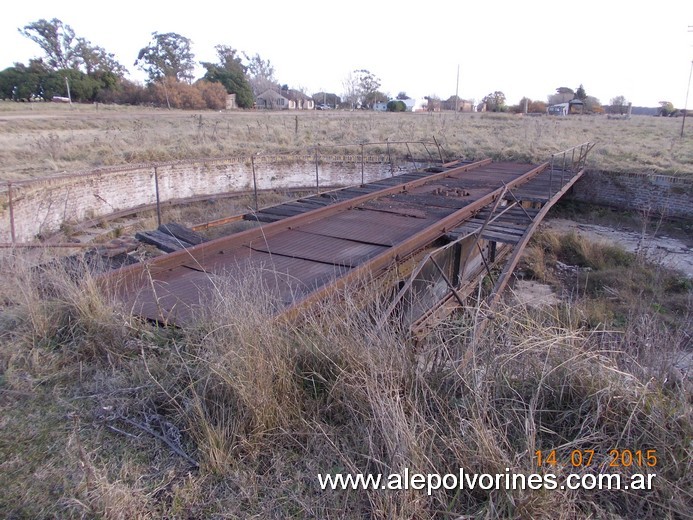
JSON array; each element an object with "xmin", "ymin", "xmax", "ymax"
[{"xmin": 0, "ymin": 250, "xmax": 690, "ymax": 518}]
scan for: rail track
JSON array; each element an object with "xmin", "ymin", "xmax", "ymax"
[{"xmin": 102, "ymin": 143, "xmax": 593, "ymax": 331}]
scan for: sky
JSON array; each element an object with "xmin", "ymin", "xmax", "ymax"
[{"xmin": 1, "ymin": 0, "xmax": 692, "ymax": 109}]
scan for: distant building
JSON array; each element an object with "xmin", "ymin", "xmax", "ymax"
[
  {"xmin": 548, "ymin": 99, "xmax": 583, "ymax": 116},
  {"xmin": 548, "ymin": 102, "xmax": 569, "ymax": 116},
  {"xmin": 282, "ymin": 87, "xmax": 315, "ymax": 110},
  {"xmin": 442, "ymin": 97, "xmax": 474, "ymax": 112},
  {"xmin": 255, "ymin": 89, "xmax": 289, "ymax": 109},
  {"xmin": 255, "ymin": 88, "xmax": 315, "ymax": 110}
]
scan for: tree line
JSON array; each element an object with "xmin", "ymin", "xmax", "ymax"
[
  {"xmin": 3, "ymin": 19, "xmax": 677, "ymax": 114},
  {"xmin": 1, "ymin": 20, "xmax": 399, "ymax": 111},
  {"xmin": 0, "ymin": 19, "xmax": 284, "ymax": 110}
]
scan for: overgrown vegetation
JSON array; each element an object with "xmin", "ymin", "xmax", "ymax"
[
  {"xmin": 521, "ymin": 229, "xmax": 692, "ymax": 329},
  {"xmin": 0, "ymin": 232, "xmax": 690, "ymax": 518}
]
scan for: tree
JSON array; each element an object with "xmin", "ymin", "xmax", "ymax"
[
  {"xmin": 529, "ymin": 100, "xmax": 547, "ymax": 113},
  {"xmin": 659, "ymin": 101, "xmax": 675, "ymax": 116},
  {"xmin": 610, "ymin": 95, "xmax": 628, "ymax": 114},
  {"xmin": 136, "ymin": 32, "xmax": 196, "ymax": 83},
  {"xmin": 19, "ymin": 18, "xmax": 127, "ymax": 78},
  {"xmin": 19, "ymin": 18, "xmax": 78, "ymax": 70},
  {"xmin": 364, "ymin": 90, "xmax": 388, "ymax": 108},
  {"xmin": 202, "ymin": 45, "xmax": 254, "ymax": 108},
  {"xmin": 312, "ymin": 92, "xmax": 341, "ymax": 108},
  {"xmin": 425, "ymin": 95, "xmax": 441, "ymax": 112},
  {"xmin": 0, "ymin": 63, "xmax": 43, "ymax": 100},
  {"xmin": 387, "ymin": 100, "xmax": 406, "ymax": 112},
  {"xmin": 353, "ymin": 69, "xmax": 382, "ymax": 108},
  {"xmin": 18, "ymin": 18, "xmax": 127, "ymax": 100},
  {"xmin": 482, "ymin": 91, "xmax": 507, "ymax": 112},
  {"xmin": 75, "ymin": 38, "xmax": 127, "ymax": 77},
  {"xmin": 584, "ymin": 96, "xmax": 603, "ymax": 114},
  {"xmin": 396, "ymin": 91, "xmax": 409, "ymax": 100},
  {"xmin": 548, "ymin": 87, "xmax": 574, "ymax": 105},
  {"xmin": 341, "ymin": 71, "xmax": 359, "ymax": 109},
  {"xmin": 575, "ymin": 84, "xmax": 587, "ymax": 101},
  {"xmin": 243, "ymin": 52, "xmax": 277, "ymax": 95}
]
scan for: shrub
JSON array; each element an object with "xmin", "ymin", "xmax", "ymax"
[
  {"xmin": 386, "ymin": 100, "xmax": 406, "ymax": 112},
  {"xmin": 147, "ymin": 79, "xmax": 229, "ymax": 110},
  {"xmin": 195, "ymin": 80, "xmax": 227, "ymax": 110}
]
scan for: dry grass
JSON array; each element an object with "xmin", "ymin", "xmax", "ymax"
[
  {"xmin": 521, "ymin": 228, "xmax": 693, "ymax": 329},
  {"xmin": 0, "ymin": 102, "xmax": 691, "ymax": 181},
  {"xmin": 0, "ymin": 242, "xmax": 691, "ymax": 519}
]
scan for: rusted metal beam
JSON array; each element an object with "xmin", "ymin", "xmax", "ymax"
[
  {"xmin": 375, "ymin": 229, "xmax": 476, "ymax": 329},
  {"xmin": 485, "ymin": 168, "xmax": 586, "ymax": 309},
  {"xmin": 430, "ymin": 256, "xmax": 467, "ymax": 308},
  {"xmin": 458, "ymin": 185, "xmax": 507, "ymax": 279}
]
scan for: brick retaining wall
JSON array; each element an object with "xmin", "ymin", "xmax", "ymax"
[{"xmin": 567, "ymin": 171, "xmax": 693, "ymax": 220}]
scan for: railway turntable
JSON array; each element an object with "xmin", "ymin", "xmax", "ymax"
[{"xmin": 101, "ymin": 144, "xmax": 593, "ymax": 332}]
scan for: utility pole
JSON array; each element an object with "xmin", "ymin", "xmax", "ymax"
[
  {"xmin": 682, "ymin": 60, "xmax": 692, "ymax": 138},
  {"xmin": 681, "ymin": 26, "xmax": 693, "ymax": 137},
  {"xmin": 65, "ymin": 76, "xmax": 72, "ymax": 105}
]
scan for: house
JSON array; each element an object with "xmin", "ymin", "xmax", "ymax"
[
  {"xmin": 255, "ymin": 88, "xmax": 315, "ymax": 110},
  {"xmin": 255, "ymin": 89, "xmax": 289, "ymax": 109},
  {"xmin": 373, "ymin": 101, "xmax": 388, "ymax": 111},
  {"xmin": 548, "ymin": 102, "xmax": 569, "ymax": 116},
  {"xmin": 442, "ymin": 97, "xmax": 474, "ymax": 112},
  {"xmin": 548, "ymin": 99, "xmax": 584, "ymax": 116},
  {"xmin": 281, "ymin": 87, "xmax": 315, "ymax": 110}
]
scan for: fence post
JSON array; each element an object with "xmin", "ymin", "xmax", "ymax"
[
  {"xmin": 154, "ymin": 166, "xmax": 161, "ymax": 227},
  {"xmin": 361, "ymin": 144, "xmax": 365, "ymax": 185},
  {"xmin": 7, "ymin": 182, "xmax": 16, "ymax": 244},
  {"xmin": 314, "ymin": 146, "xmax": 320, "ymax": 194},
  {"xmin": 433, "ymin": 135, "xmax": 444, "ymax": 163},
  {"xmin": 405, "ymin": 142, "xmax": 418, "ymax": 171},
  {"xmin": 387, "ymin": 139, "xmax": 394, "ymax": 176},
  {"xmin": 548, "ymin": 155, "xmax": 554, "ymax": 199},
  {"xmin": 251, "ymin": 155, "xmax": 259, "ymax": 211}
]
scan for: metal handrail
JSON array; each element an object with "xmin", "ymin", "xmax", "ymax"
[{"xmin": 548, "ymin": 142, "xmax": 594, "ymax": 198}]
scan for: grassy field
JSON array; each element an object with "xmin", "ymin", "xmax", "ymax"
[
  {"xmin": 0, "ymin": 101, "xmax": 692, "ymax": 181},
  {"xmin": 0, "ymin": 104, "xmax": 691, "ymax": 519}
]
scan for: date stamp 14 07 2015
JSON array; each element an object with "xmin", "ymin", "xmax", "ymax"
[{"xmin": 535, "ymin": 449, "xmax": 658, "ymax": 468}]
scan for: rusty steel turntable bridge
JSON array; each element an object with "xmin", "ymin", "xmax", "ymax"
[{"xmin": 102, "ymin": 143, "xmax": 593, "ymax": 333}]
